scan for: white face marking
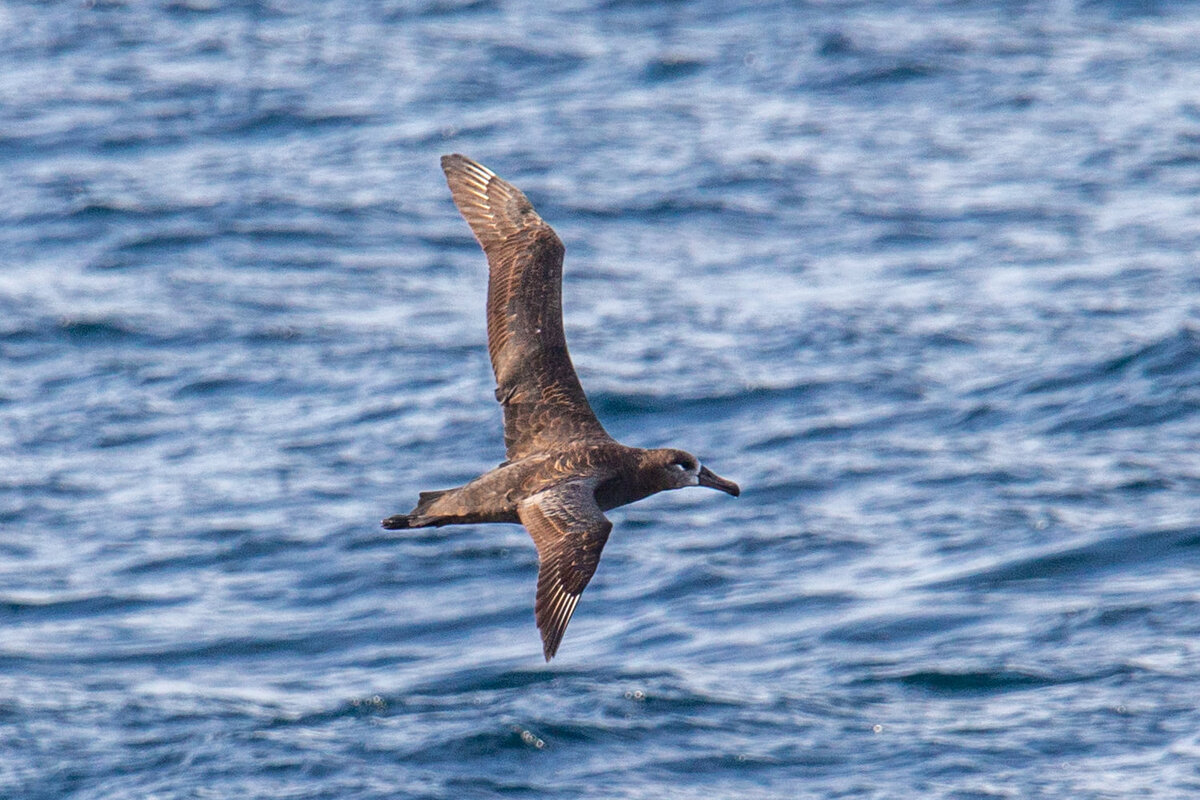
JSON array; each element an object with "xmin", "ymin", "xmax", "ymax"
[{"xmin": 668, "ymin": 460, "xmax": 701, "ymax": 486}]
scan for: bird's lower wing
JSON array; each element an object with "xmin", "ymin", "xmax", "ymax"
[{"xmin": 518, "ymin": 480, "xmax": 613, "ymax": 661}]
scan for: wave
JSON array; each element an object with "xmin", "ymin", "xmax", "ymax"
[
  {"xmin": 966, "ymin": 326, "xmax": 1200, "ymax": 435},
  {"xmin": 929, "ymin": 525, "xmax": 1200, "ymax": 589}
]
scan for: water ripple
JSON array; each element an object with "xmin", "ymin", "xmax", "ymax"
[{"xmin": 4, "ymin": 1, "xmax": 1200, "ymax": 798}]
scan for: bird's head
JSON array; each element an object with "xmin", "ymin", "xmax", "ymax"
[{"xmin": 643, "ymin": 448, "xmax": 740, "ymax": 496}]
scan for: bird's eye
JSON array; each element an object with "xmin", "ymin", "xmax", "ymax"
[{"xmin": 670, "ymin": 462, "xmax": 687, "ymax": 471}]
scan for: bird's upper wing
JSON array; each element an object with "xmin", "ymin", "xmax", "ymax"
[
  {"xmin": 441, "ymin": 154, "xmax": 611, "ymax": 460},
  {"xmin": 517, "ymin": 479, "xmax": 613, "ymax": 661}
]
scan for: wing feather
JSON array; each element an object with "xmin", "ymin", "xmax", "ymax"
[
  {"xmin": 441, "ymin": 154, "xmax": 611, "ymax": 459},
  {"xmin": 518, "ymin": 480, "xmax": 613, "ymax": 661}
]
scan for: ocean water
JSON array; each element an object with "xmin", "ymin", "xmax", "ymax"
[{"xmin": 3, "ymin": 0, "xmax": 1200, "ymax": 797}]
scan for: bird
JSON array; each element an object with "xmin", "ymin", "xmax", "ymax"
[{"xmin": 382, "ymin": 154, "xmax": 740, "ymax": 661}]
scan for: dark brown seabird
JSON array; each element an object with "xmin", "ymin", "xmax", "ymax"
[{"xmin": 382, "ymin": 154, "xmax": 740, "ymax": 661}]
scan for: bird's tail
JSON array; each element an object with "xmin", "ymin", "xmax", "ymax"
[
  {"xmin": 381, "ymin": 489, "xmax": 453, "ymax": 530},
  {"xmin": 380, "ymin": 513, "xmax": 423, "ymax": 529}
]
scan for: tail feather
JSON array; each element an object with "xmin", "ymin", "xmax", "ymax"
[
  {"xmin": 415, "ymin": 489, "xmax": 451, "ymax": 513},
  {"xmin": 381, "ymin": 488, "xmax": 457, "ymax": 530},
  {"xmin": 381, "ymin": 512, "xmax": 462, "ymax": 530}
]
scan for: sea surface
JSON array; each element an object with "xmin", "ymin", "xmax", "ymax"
[{"xmin": 3, "ymin": 1, "xmax": 1200, "ymax": 798}]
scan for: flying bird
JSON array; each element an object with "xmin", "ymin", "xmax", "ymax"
[{"xmin": 383, "ymin": 155, "xmax": 740, "ymax": 661}]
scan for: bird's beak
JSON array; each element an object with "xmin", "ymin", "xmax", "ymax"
[{"xmin": 698, "ymin": 465, "xmax": 740, "ymax": 497}]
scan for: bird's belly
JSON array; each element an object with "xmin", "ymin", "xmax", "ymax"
[{"xmin": 594, "ymin": 477, "xmax": 649, "ymax": 512}]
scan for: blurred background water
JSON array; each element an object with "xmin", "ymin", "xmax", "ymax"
[{"xmin": 3, "ymin": 0, "xmax": 1200, "ymax": 797}]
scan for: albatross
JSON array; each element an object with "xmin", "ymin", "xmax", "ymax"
[{"xmin": 383, "ymin": 154, "xmax": 740, "ymax": 661}]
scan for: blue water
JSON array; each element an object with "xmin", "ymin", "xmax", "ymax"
[{"xmin": 4, "ymin": 1, "xmax": 1200, "ymax": 797}]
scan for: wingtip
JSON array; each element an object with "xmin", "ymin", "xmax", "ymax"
[
  {"xmin": 441, "ymin": 153, "xmax": 485, "ymax": 175},
  {"xmin": 539, "ymin": 628, "xmax": 558, "ymax": 661},
  {"xmin": 441, "ymin": 153, "xmax": 471, "ymax": 178},
  {"xmin": 440, "ymin": 153, "xmax": 496, "ymax": 185}
]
